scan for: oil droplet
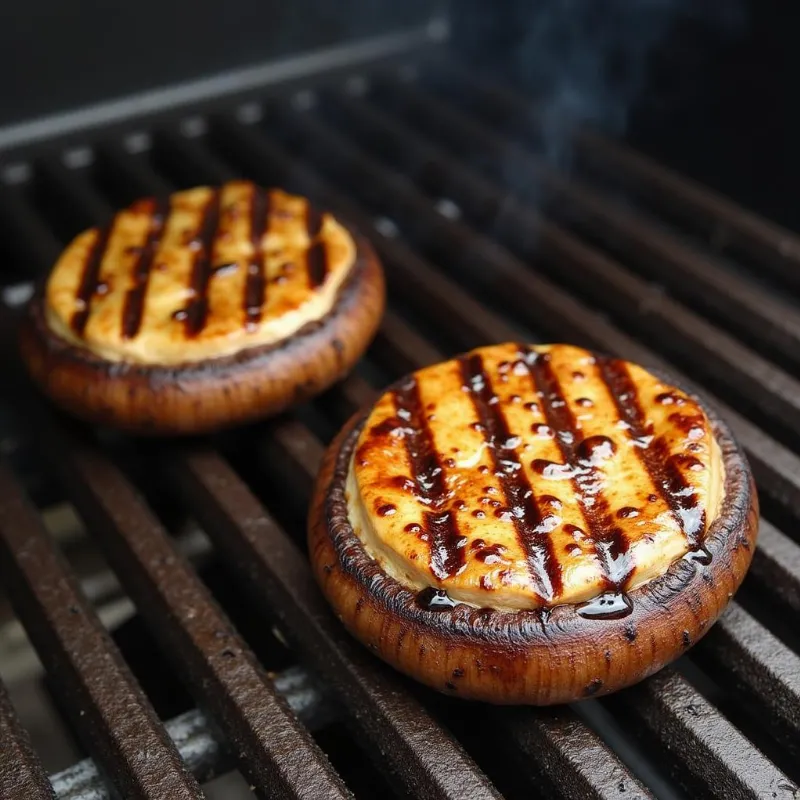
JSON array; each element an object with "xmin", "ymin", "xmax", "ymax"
[
  {"xmin": 683, "ymin": 545, "xmax": 712, "ymax": 565},
  {"xmin": 532, "ymin": 460, "xmax": 575, "ymax": 480},
  {"xmin": 564, "ymin": 523, "xmax": 585, "ymax": 539},
  {"xmin": 416, "ymin": 587, "xmax": 459, "ymax": 611},
  {"xmin": 577, "ymin": 435, "xmax": 616, "ymax": 465},
  {"xmin": 616, "ymin": 507, "xmax": 639, "ymax": 519},
  {"xmin": 577, "ymin": 593, "xmax": 633, "ymax": 619}
]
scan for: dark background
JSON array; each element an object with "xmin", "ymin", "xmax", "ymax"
[
  {"xmin": 454, "ymin": 0, "xmax": 799, "ymax": 230},
  {"xmin": 0, "ymin": 0, "xmax": 796, "ymax": 229}
]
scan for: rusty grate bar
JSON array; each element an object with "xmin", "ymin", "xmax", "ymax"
[
  {"xmin": 0, "ymin": 678, "xmax": 57, "ymax": 800},
  {"xmin": 625, "ymin": 669, "xmax": 797, "ymax": 798},
  {"xmin": 49, "ymin": 666, "xmax": 335, "ymax": 800},
  {"xmin": 694, "ymin": 603, "xmax": 800, "ymax": 753},
  {"xmin": 21, "ymin": 400, "xmax": 351, "ymax": 799},
  {"xmin": 0, "ymin": 460, "xmax": 203, "ymax": 800}
]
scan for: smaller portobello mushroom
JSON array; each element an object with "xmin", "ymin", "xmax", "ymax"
[
  {"xmin": 20, "ymin": 180, "xmax": 385, "ymax": 435},
  {"xmin": 309, "ymin": 342, "xmax": 757, "ymax": 705}
]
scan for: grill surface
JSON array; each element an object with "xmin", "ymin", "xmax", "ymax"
[{"xmin": 0, "ymin": 50, "xmax": 800, "ymax": 799}]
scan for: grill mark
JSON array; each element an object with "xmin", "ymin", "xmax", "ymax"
[
  {"xmin": 526, "ymin": 348, "xmax": 633, "ymax": 592},
  {"xmin": 460, "ymin": 354, "xmax": 561, "ymax": 602},
  {"xmin": 393, "ymin": 377, "xmax": 464, "ymax": 580},
  {"xmin": 121, "ymin": 197, "xmax": 169, "ymax": 339},
  {"xmin": 307, "ymin": 243, "xmax": 328, "ymax": 288},
  {"xmin": 71, "ymin": 220, "xmax": 115, "ymax": 335},
  {"xmin": 306, "ymin": 203, "xmax": 327, "ymax": 287},
  {"xmin": 184, "ymin": 189, "xmax": 222, "ymax": 337},
  {"xmin": 306, "ymin": 205, "xmax": 323, "ymax": 238},
  {"xmin": 244, "ymin": 186, "xmax": 271, "ymax": 330},
  {"xmin": 597, "ymin": 357, "xmax": 705, "ymax": 548}
]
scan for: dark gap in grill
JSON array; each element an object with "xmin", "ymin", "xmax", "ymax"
[
  {"xmin": 410, "ymin": 693, "xmax": 562, "ymax": 800},
  {"xmin": 600, "ymin": 688, "xmax": 711, "ymax": 799},
  {"xmin": 674, "ymin": 655, "xmax": 800, "ymax": 784},
  {"xmin": 310, "ymin": 722, "xmax": 400, "ymax": 799},
  {"xmin": 0, "ymin": 625, "xmax": 86, "ymax": 775},
  {"xmin": 736, "ymin": 577, "xmax": 800, "ymax": 661},
  {"xmin": 573, "ymin": 700, "xmax": 687, "ymax": 800}
]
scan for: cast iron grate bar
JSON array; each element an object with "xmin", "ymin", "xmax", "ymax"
[
  {"xmin": 0, "ymin": 459, "xmax": 204, "ymax": 800},
  {"xmin": 48, "ymin": 666, "xmax": 335, "ymax": 800},
  {"xmin": 21, "ymin": 395, "xmax": 351, "ymax": 799}
]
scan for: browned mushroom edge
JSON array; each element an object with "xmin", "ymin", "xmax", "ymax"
[
  {"xmin": 309, "ymin": 365, "xmax": 758, "ymax": 705},
  {"xmin": 19, "ymin": 235, "xmax": 385, "ymax": 436}
]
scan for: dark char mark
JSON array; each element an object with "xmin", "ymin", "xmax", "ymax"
[
  {"xmin": 71, "ymin": 219, "xmax": 115, "ymax": 335},
  {"xmin": 393, "ymin": 377, "xmax": 464, "ymax": 580},
  {"xmin": 597, "ymin": 357, "xmax": 705, "ymax": 548},
  {"xmin": 244, "ymin": 186, "xmax": 271, "ymax": 329},
  {"xmin": 184, "ymin": 189, "xmax": 222, "ymax": 337},
  {"xmin": 460, "ymin": 353, "xmax": 561, "ymax": 602},
  {"xmin": 305, "ymin": 203, "xmax": 327, "ymax": 287},
  {"xmin": 526, "ymin": 348, "xmax": 634, "ymax": 594},
  {"xmin": 121, "ymin": 197, "xmax": 170, "ymax": 339}
]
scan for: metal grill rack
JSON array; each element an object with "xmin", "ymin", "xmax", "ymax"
[{"xmin": 0, "ymin": 52, "xmax": 799, "ymax": 799}]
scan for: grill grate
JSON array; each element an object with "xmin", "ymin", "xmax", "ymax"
[{"xmin": 0, "ymin": 54, "xmax": 799, "ymax": 799}]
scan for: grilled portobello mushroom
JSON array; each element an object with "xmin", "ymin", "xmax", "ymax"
[
  {"xmin": 20, "ymin": 180, "xmax": 384, "ymax": 434},
  {"xmin": 310, "ymin": 343, "xmax": 757, "ymax": 704}
]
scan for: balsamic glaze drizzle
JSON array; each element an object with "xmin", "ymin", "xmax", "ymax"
[
  {"xmin": 526, "ymin": 348, "xmax": 634, "ymax": 595},
  {"xmin": 184, "ymin": 189, "xmax": 222, "ymax": 337},
  {"xmin": 460, "ymin": 353, "xmax": 561, "ymax": 602},
  {"xmin": 244, "ymin": 186, "xmax": 271, "ymax": 329},
  {"xmin": 305, "ymin": 203, "xmax": 327, "ymax": 287},
  {"xmin": 121, "ymin": 197, "xmax": 169, "ymax": 340},
  {"xmin": 598, "ymin": 356, "xmax": 705, "ymax": 550},
  {"xmin": 393, "ymin": 378, "xmax": 465, "ymax": 580},
  {"xmin": 71, "ymin": 219, "xmax": 115, "ymax": 335}
]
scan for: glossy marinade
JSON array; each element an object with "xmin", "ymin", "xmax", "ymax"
[{"xmin": 347, "ymin": 343, "xmax": 723, "ymax": 614}]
